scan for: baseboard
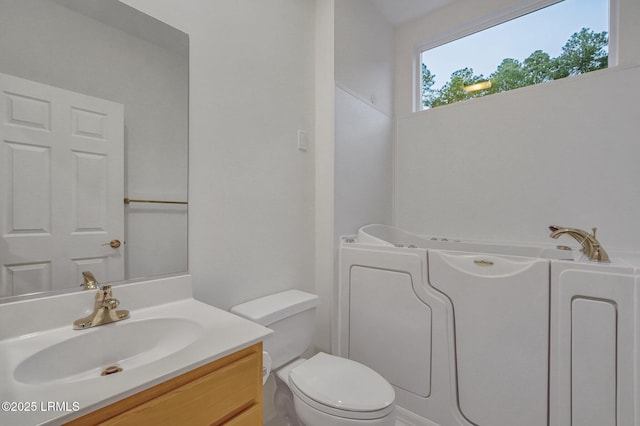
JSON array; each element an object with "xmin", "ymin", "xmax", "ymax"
[{"xmin": 395, "ymin": 406, "xmax": 440, "ymax": 426}]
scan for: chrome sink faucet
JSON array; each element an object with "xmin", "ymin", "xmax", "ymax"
[
  {"xmin": 549, "ymin": 225, "xmax": 610, "ymax": 263},
  {"xmin": 74, "ymin": 274, "xmax": 130, "ymax": 329}
]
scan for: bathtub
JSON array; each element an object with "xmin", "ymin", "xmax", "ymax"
[
  {"xmin": 354, "ymin": 223, "xmax": 576, "ymax": 260},
  {"xmin": 337, "ymin": 225, "xmax": 640, "ymax": 426}
]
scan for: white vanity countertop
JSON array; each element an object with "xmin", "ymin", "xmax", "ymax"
[{"xmin": 0, "ymin": 274, "xmax": 272, "ymax": 426}]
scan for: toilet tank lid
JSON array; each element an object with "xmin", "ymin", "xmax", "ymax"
[{"xmin": 230, "ymin": 290, "xmax": 319, "ymax": 326}]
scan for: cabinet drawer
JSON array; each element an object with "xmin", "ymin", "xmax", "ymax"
[
  {"xmin": 225, "ymin": 404, "xmax": 262, "ymax": 425},
  {"xmin": 67, "ymin": 343, "xmax": 262, "ymax": 426}
]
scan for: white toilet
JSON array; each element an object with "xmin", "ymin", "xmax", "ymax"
[{"xmin": 231, "ymin": 289, "xmax": 396, "ymax": 426}]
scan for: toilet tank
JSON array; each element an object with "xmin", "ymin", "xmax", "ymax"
[{"xmin": 230, "ymin": 290, "xmax": 319, "ymax": 369}]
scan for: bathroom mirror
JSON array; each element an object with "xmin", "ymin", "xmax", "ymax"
[{"xmin": 0, "ymin": 0, "xmax": 188, "ymax": 300}]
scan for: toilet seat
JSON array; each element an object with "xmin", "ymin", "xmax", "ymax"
[{"xmin": 288, "ymin": 353, "xmax": 395, "ymax": 420}]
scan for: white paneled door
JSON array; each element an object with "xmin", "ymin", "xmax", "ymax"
[{"xmin": 0, "ymin": 73, "xmax": 124, "ymax": 297}]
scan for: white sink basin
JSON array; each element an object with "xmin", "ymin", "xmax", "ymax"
[{"xmin": 14, "ymin": 317, "xmax": 203, "ymax": 385}]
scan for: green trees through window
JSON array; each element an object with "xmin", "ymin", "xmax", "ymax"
[{"xmin": 421, "ymin": 28, "xmax": 608, "ymax": 109}]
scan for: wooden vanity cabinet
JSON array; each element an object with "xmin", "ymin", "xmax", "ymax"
[{"xmin": 66, "ymin": 343, "xmax": 263, "ymax": 426}]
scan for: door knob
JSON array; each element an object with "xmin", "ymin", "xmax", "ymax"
[{"xmin": 103, "ymin": 239, "xmax": 122, "ymax": 248}]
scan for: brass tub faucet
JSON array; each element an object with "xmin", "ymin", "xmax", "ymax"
[{"xmin": 549, "ymin": 225, "xmax": 610, "ymax": 263}]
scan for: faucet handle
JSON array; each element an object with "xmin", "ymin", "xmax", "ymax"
[
  {"xmin": 102, "ymin": 285, "xmax": 113, "ymax": 300},
  {"xmin": 591, "ymin": 227, "xmax": 597, "ymax": 238},
  {"xmin": 94, "ymin": 284, "xmax": 112, "ymax": 305},
  {"xmin": 591, "ymin": 244, "xmax": 609, "ymax": 263},
  {"xmin": 102, "ymin": 298, "xmax": 120, "ymax": 310}
]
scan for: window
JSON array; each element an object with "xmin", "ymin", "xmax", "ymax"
[{"xmin": 419, "ymin": 0, "xmax": 609, "ymax": 110}]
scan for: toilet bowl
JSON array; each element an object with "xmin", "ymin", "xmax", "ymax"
[
  {"xmin": 289, "ymin": 353, "xmax": 395, "ymax": 425},
  {"xmin": 231, "ymin": 290, "xmax": 395, "ymax": 426}
]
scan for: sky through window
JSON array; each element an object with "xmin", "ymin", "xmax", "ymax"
[{"xmin": 421, "ymin": 0, "xmax": 609, "ymax": 92}]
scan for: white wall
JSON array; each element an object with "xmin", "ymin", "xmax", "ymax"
[
  {"xmin": 333, "ymin": 0, "xmax": 394, "ymax": 242},
  {"xmin": 394, "ymin": 0, "xmax": 640, "ymax": 251},
  {"xmin": 328, "ymin": 0, "xmax": 394, "ymax": 351},
  {"xmin": 121, "ymin": 1, "xmax": 317, "ymax": 312},
  {"xmin": 0, "ymin": 0, "xmax": 188, "ymax": 282},
  {"xmin": 334, "ymin": 85, "xmax": 393, "ymax": 240},
  {"xmin": 335, "ymin": 0, "xmax": 395, "ymax": 117},
  {"xmin": 314, "ymin": 0, "xmax": 336, "ymax": 353}
]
